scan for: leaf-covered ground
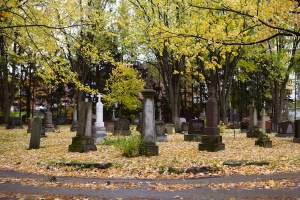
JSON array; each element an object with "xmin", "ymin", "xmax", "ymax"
[{"xmin": 0, "ymin": 125, "xmax": 299, "ymax": 179}]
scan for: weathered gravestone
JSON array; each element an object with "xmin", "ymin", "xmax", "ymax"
[
  {"xmin": 184, "ymin": 119, "xmax": 204, "ymax": 142},
  {"xmin": 240, "ymin": 121, "xmax": 248, "ymax": 133},
  {"xmin": 29, "ymin": 117, "xmax": 42, "ymax": 149},
  {"xmin": 156, "ymin": 120, "xmax": 167, "ymax": 142},
  {"xmin": 70, "ymin": 106, "xmax": 78, "ymax": 132},
  {"xmin": 182, "ymin": 122, "xmax": 189, "ymax": 132},
  {"xmin": 113, "ymin": 116, "xmax": 131, "ymax": 135},
  {"xmin": 139, "ymin": 89, "xmax": 159, "ymax": 156},
  {"xmin": 6, "ymin": 117, "xmax": 23, "ymax": 129},
  {"xmin": 255, "ymin": 106, "xmax": 272, "ymax": 148},
  {"xmin": 92, "ymin": 94, "xmax": 106, "ymax": 143},
  {"xmin": 199, "ymin": 86, "xmax": 225, "ymax": 152},
  {"xmin": 27, "ymin": 118, "xmax": 33, "ymax": 133},
  {"xmin": 293, "ymin": 119, "xmax": 300, "ymax": 143},
  {"xmin": 68, "ymin": 101, "xmax": 97, "ymax": 153},
  {"xmin": 247, "ymin": 101, "xmax": 261, "ymax": 138},
  {"xmin": 276, "ymin": 120, "xmax": 294, "ymax": 137},
  {"xmin": 44, "ymin": 108, "xmax": 54, "ymax": 132},
  {"xmin": 155, "ymin": 107, "xmax": 167, "ymax": 142}
]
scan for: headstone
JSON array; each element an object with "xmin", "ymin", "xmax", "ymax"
[
  {"xmin": 29, "ymin": 117, "xmax": 42, "ymax": 149},
  {"xmin": 40, "ymin": 126, "xmax": 46, "ymax": 137},
  {"xmin": 92, "ymin": 94, "xmax": 106, "ymax": 143},
  {"xmin": 155, "ymin": 107, "xmax": 167, "ymax": 142},
  {"xmin": 276, "ymin": 120, "xmax": 294, "ymax": 137},
  {"xmin": 184, "ymin": 119, "xmax": 204, "ymax": 142},
  {"xmin": 181, "ymin": 122, "xmax": 189, "ymax": 132},
  {"xmin": 255, "ymin": 106, "xmax": 272, "ymax": 148},
  {"xmin": 240, "ymin": 121, "xmax": 248, "ymax": 133},
  {"xmin": 6, "ymin": 117, "xmax": 23, "ymax": 129},
  {"xmin": 293, "ymin": 119, "xmax": 300, "ymax": 143},
  {"xmin": 68, "ymin": 101, "xmax": 97, "ymax": 153},
  {"xmin": 265, "ymin": 121, "xmax": 271, "ymax": 133},
  {"xmin": 198, "ymin": 86, "xmax": 225, "ymax": 152},
  {"xmin": 44, "ymin": 108, "xmax": 54, "ymax": 132},
  {"xmin": 104, "ymin": 121, "xmax": 114, "ymax": 133},
  {"xmin": 113, "ymin": 116, "xmax": 131, "ymax": 135},
  {"xmin": 156, "ymin": 120, "xmax": 167, "ymax": 142},
  {"xmin": 70, "ymin": 106, "xmax": 78, "ymax": 131},
  {"xmin": 246, "ymin": 100, "xmax": 261, "ymax": 138},
  {"xmin": 139, "ymin": 89, "xmax": 158, "ymax": 156},
  {"xmin": 27, "ymin": 118, "xmax": 33, "ymax": 133},
  {"xmin": 165, "ymin": 123, "xmax": 174, "ymax": 135}
]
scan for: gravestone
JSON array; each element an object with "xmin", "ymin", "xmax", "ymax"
[
  {"xmin": 165, "ymin": 123, "xmax": 174, "ymax": 135},
  {"xmin": 29, "ymin": 117, "xmax": 42, "ymax": 149},
  {"xmin": 92, "ymin": 94, "xmax": 106, "ymax": 142},
  {"xmin": 184, "ymin": 119, "xmax": 204, "ymax": 142},
  {"xmin": 240, "ymin": 121, "xmax": 248, "ymax": 133},
  {"xmin": 68, "ymin": 101, "xmax": 97, "ymax": 153},
  {"xmin": 40, "ymin": 126, "xmax": 46, "ymax": 137},
  {"xmin": 199, "ymin": 86, "xmax": 225, "ymax": 152},
  {"xmin": 70, "ymin": 106, "xmax": 78, "ymax": 131},
  {"xmin": 155, "ymin": 120, "xmax": 167, "ymax": 142},
  {"xmin": 6, "ymin": 117, "xmax": 23, "ymax": 129},
  {"xmin": 155, "ymin": 107, "xmax": 167, "ymax": 142},
  {"xmin": 276, "ymin": 120, "xmax": 294, "ymax": 137},
  {"xmin": 255, "ymin": 106, "xmax": 272, "ymax": 148},
  {"xmin": 104, "ymin": 121, "xmax": 114, "ymax": 133},
  {"xmin": 293, "ymin": 119, "xmax": 300, "ymax": 143},
  {"xmin": 182, "ymin": 122, "xmax": 189, "ymax": 132},
  {"xmin": 139, "ymin": 89, "xmax": 158, "ymax": 156},
  {"xmin": 247, "ymin": 100, "xmax": 261, "ymax": 138},
  {"xmin": 44, "ymin": 108, "xmax": 54, "ymax": 132},
  {"xmin": 27, "ymin": 118, "xmax": 33, "ymax": 133},
  {"xmin": 113, "ymin": 116, "xmax": 131, "ymax": 135}
]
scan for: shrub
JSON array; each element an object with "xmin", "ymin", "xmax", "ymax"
[{"xmin": 102, "ymin": 135, "xmax": 143, "ymax": 157}]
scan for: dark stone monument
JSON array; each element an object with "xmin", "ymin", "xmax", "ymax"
[
  {"xmin": 41, "ymin": 126, "xmax": 46, "ymax": 137},
  {"xmin": 139, "ymin": 89, "xmax": 158, "ymax": 156},
  {"xmin": 240, "ymin": 121, "xmax": 248, "ymax": 133},
  {"xmin": 6, "ymin": 117, "xmax": 23, "ymax": 129},
  {"xmin": 29, "ymin": 117, "xmax": 42, "ymax": 149},
  {"xmin": 44, "ymin": 108, "xmax": 54, "ymax": 132},
  {"xmin": 68, "ymin": 101, "xmax": 97, "ymax": 153},
  {"xmin": 198, "ymin": 86, "xmax": 225, "ymax": 152},
  {"xmin": 113, "ymin": 116, "xmax": 131, "ymax": 135},
  {"xmin": 184, "ymin": 119, "xmax": 204, "ymax": 142},
  {"xmin": 293, "ymin": 119, "xmax": 300, "ymax": 143},
  {"xmin": 276, "ymin": 121, "xmax": 294, "ymax": 137},
  {"xmin": 27, "ymin": 118, "xmax": 33, "ymax": 133}
]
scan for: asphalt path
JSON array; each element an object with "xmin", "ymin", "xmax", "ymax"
[{"xmin": 0, "ymin": 170, "xmax": 299, "ymax": 200}]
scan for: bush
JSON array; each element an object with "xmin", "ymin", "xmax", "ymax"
[{"xmin": 102, "ymin": 135, "xmax": 143, "ymax": 157}]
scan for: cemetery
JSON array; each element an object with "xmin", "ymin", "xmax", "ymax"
[{"xmin": 1, "ymin": 0, "xmax": 300, "ymax": 198}]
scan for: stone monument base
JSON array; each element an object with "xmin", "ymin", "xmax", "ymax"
[
  {"xmin": 198, "ymin": 135, "xmax": 225, "ymax": 152},
  {"xmin": 45, "ymin": 127, "xmax": 54, "ymax": 132},
  {"xmin": 275, "ymin": 134, "xmax": 294, "ymax": 137},
  {"xmin": 68, "ymin": 136, "xmax": 97, "ymax": 153},
  {"xmin": 293, "ymin": 137, "xmax": 300, "ymax": 143},
  {"xmin": 113, "ymin": 130, "xmax": 131, "ymax": 136},
  {"xmin": 93, "ymin": 126, "xmax": 107, "ymax": 143},
  {"xmin": 246, "ymin": 127, "xmax": 261, "ymax": 138},
  {"xmin": 139, "ymin": 143, "xmax": 159, "ymax": 156},
  {"xmin": 156, "ymin": 135, "xmax": 168, "ymax": 142},
  {"xmin": 70, "ymin": 121, "xmax": 78, "ymax": 132},
  {"xmin": 255, "ymin": 134, "xmax": 272, "ymax": 148},
  {"xmin": 184, "ymin": 134, "xmax": 202, "ymax": 142}
]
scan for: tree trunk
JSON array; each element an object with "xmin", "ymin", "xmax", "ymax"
[{"xmin": 0, "ymin": 35, "xmax": 10, "ymax": 123}]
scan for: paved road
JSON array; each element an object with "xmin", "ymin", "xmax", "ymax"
[{"xmin": 0, "ymin": 170, "xmax": 299, "ymax": 200}]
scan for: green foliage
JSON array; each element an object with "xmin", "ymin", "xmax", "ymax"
[
  {"xmin": 101, "ymin": 135, "xmax": 143, "ymax": 157},
  {"xmin": 104, "ymin": 62, "xmax": 145, "ymax": 110}
]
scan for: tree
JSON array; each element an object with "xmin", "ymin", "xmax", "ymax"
[{"xmin": 103, "ymin": 62, "xmax": 145, "ymax": 114}]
